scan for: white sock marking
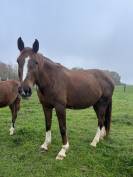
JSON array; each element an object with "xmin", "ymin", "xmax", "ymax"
[
  {"xmin": 100, "ymin": 126, "xmax": 106, "ymax": 139},
  {"xmin": 56, "ymin": 142, "xmax": 69, "ymax": 160},
  {"xmin": 9, "ymin": 126, "xmax": 15, "ymax": 136},
  {"xmin": 41, "ymin": 130, "xmax": 51, "ymax": 150},
  {"xmin": 91, "ymin": 127, "xmax": 101, "ymax": 147},
  {"xmin": 23, "ymin": 57, "xmax": 30, "ymax": 81}
]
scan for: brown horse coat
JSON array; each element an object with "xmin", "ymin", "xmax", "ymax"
[
  {"xmin": 0, "ymin": 80, "xmax": 21, "ymax": 135},
  {"xmin": 0, "ymin": 80, "xmax": 20, "ymax": 107},
  {"xmin": 17, "ymin": 38, "xmax": 114, "ymax": 160}
]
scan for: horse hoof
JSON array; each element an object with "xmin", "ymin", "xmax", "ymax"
[
  {"xmin": 56, "ymin": 154, "xmax": 66, "ymax": 160},
  {"xmin": 10, "ymin": 132, "xmax": 14, "ymax": 136},
  {"xmin": 100, "ymin": 135, "xmax": 104, "ymax": 140},
  {"xmin": 90, "ymin": 142, "xmax": 97, "ymax": 147},
  {"xmin": 100, "ymin": 133, "xmax": 106, "ymax": 140},
  {"xmin": 40, "ymin": 144, "xmax": 48, "ymax": 151},
  {"xmin": 9, "ymin": 128, "xmax": 15, "ymax": 136},
  {"xmin": 100, "ymin": 137, "xmax": 104, "ymax": 140}
]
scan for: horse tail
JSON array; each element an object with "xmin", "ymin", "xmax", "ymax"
[{"xmin": 104, "ymin": 99, "xmax": 112, "ymax": 135}]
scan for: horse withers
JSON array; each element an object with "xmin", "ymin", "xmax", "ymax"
[
  {"xmin": 0, "ymin": 80, "xmax": 21, "ymax": 135},
  {"xmin": 17, "ymin": 37, "xmax": 114, "ymax": 160}
]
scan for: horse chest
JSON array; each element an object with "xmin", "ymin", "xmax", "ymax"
[{"xmin": 37, "ymin": 87, "xmax": 55, "ymax": 105}]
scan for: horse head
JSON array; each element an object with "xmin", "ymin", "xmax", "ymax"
[{"xmin": 17, "ymin": 37, "xmax": 39, "ymax": 98}]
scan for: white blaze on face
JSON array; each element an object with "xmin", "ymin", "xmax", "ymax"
[{"xmin": 23, "ymin": 57, "xmax": 30, "ymax": 81}]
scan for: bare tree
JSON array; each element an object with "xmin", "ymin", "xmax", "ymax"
[{"xmin": 0, "ymin": 61, "xmax": 18, "ymax": 80}]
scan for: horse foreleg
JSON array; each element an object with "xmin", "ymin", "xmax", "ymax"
[
  {"xmin": 40, "ymin": 107, "xmax": 53, "ymax": 151},
  {"xmin": 55, "ymin": 104, "xmax": 69, "ymax": 160}
]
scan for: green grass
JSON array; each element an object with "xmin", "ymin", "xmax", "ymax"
[{"xmin": 0, "ymin": 86, "xmax": 133, "ymax": 177}]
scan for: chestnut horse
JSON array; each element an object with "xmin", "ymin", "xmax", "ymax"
[
  {"xmin": 17, "ymin": 37, "xmax": 114, "ymax": 160},
  {"xmin": 0, "ymin": 80, "xmax": 21, "ymax": 135}
]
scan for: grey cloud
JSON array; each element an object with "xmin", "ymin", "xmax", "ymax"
[{"xmin": 0, "ymin": 0, "xmax": 132, "ymax": 83}]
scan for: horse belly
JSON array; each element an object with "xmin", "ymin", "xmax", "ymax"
[
  {"xmin": 0, "ymin": 94, "xmax": 9, "ymax": 107},
  {"xmin": 66, "ymin": 91, "xmax": 100, "ymax": 109},
  {"xmin": 0, "ymin": 102, "xmax": 9, "ymax": 108},
  {"xmin": 0, "ymin": 92, "xmax": 13, "ymax": 107}
]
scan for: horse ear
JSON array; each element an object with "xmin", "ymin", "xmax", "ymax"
[
  {"xmin": 32, "ymin": 39, "xmax": 39, "ymax": 53},
  {"xmin": 17, "ymin": 37, "xmax": 24, "ymax": 51}
]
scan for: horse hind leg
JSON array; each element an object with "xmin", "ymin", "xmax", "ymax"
[
  {"xmin": 9, "ymin": 96, "xmax": 21, "ymax": 135},
  {"xmin": 90, "ymin": 97, "xmax": 108, "ymax": 147},
  {"xmin": 104, "ymin": 99, "xmax": 112, "ymax": 136},
  {"xmin": 55, "ymin": 104, "xmax": 69, "ymax": 160},
  {"xmin": 98, "ymin": 98, "xmax": 112, "ymax": 139}
]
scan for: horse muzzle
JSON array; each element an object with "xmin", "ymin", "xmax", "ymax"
[{"xmin": 19, "ymin": 86, "xmax": 32, "ymax": 98}]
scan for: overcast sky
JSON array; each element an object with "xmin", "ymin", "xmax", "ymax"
[{"xmin": 0, "ymin": 0, "xmax": 133, "ymax": 84}]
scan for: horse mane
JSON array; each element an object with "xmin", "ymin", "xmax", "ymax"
[
  {"xmin": 36, "ymin": 52, "xmax": 68, "ymax": 71},
  {"xmin": 20, "ymin": 47, "xmax": 68, "ymax": 71}
]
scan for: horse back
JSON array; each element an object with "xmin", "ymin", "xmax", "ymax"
[{"xmin": 64, "ymin": 69, "xmax": 114, "ymax": 108}]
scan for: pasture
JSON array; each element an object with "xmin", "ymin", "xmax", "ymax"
[{"xmin": 0, "ymin": 85, "xmax": 133, "ymax": 177}]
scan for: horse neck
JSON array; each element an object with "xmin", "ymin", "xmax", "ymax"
[{"xmin": 36, "ymin": 56, "xmax": 56, "ymax": 89}]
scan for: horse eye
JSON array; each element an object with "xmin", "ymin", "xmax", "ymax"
[
  {"xmin": 35, "ymin": 61, "xmax": 38, "ymax": 65},
  {"xmin": 31, "ymin": 59, "xmax": 38, "ymax": 66}
]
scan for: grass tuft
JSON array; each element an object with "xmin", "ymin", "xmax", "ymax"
[{"xmin": 0, "ymin": 86, "xmax": 133, "ymax": 177}]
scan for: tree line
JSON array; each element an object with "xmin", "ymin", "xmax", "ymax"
[
  {"xmin": 104, "ymin": 70, "xmax": 121, "ymax": 85},
  {"xmin": 0, "ymin": 61, "xmax": 18, "ymax": 80},
  {"xmin": 0, "ymin": 61, "xmax": 122, "ymax": 85}
]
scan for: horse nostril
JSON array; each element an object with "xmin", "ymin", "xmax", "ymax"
[
  {"xmin": 28, "ymin": 87, "xmax": 32, "ymax": 95},
  {"xmin": 22, "ymin": 87, "xmax": 32, "ymax": 97},
  {"xmin": 18, "ymin": 87, "xmax": 22, "ymax": 95},
  {"xmin": 25, "ymin": 88, "xmax": 31, "ymax": 96}
]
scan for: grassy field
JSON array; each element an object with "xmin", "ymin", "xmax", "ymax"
[{"xmin": 0, "ymin": 85, "xmax": 133, "ymax": 177}]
